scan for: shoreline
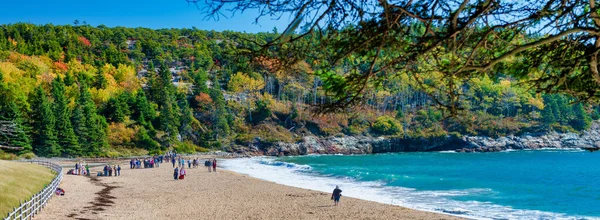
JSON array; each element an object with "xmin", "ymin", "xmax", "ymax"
[
  {"xmin": 33, "ymin": 158, "xmax": 462, "ymax": 220},
  {"xmin": 221, "ymin": 153, "xmax": 595, "ymax": 220}
]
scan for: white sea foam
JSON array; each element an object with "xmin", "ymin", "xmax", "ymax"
[{"xmin": 222, "ymin": 157, "xmax": 598, "ymax": 220}]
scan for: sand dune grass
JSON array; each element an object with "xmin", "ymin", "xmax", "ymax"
[{"xmin": 0, "ymin": 160, "xmax": 55, "ymax": 217}]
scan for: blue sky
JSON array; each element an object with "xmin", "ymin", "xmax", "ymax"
[{"xmin": 0, "ymin": 0, "xmax": 291, "ymax": 33}]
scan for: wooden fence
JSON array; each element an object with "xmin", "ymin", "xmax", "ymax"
[{"xmin": 4, "ymin": 160, "xmax": 63, "ymax": 220}]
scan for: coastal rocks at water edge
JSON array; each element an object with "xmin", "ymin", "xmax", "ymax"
[{"xmin": 457, "ymin": 127, "xmax": 600, "ymax": 152}]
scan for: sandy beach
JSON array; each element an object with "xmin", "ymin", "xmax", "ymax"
[{"xmin": 33, "ymin": 159, "xmax": 462, "ymax": 220}]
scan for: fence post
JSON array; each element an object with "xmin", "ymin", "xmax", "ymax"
[{"xmin": 3, "ymin": 160, "xmax": 62, "ymax": 220}]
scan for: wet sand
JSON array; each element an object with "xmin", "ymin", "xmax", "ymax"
[{"xmin": 34, "ymin": 160, "xmax": 462, "ymax": 220}]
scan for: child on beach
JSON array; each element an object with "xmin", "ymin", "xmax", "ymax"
[
  {"xmin": 117, "ymin": 165, "xmax": 121, "ymax": 176},
  {"xmin": 332, "ymin": 186, "xmax": 342, "ymax": 206}
]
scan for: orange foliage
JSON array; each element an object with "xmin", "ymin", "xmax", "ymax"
[
  {"xmin": 54, "ymin": 61, "xmax": 68, "ymax": 72},
  {"xmin": 254, "ymin": 56, "xmax": 283, "ymax": 72},
  {"xmin": 78, "ymin": 36, "xmax": 92, "ymax": 47},
  {"xmin": 195, "ymin": 92, "xmax": 213, "ymax": 104}
]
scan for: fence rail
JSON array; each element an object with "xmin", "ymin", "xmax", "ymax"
[{"xmin": 4, "ymin": 160, "xmax": 63, "ymax": 220}]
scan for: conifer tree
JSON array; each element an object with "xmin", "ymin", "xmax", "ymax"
[
  {"xmin": 542, "ymin": 96, "xmax": 557, "ymax": 126},
  {"xmin": 104, "ymin": 96, "xmax": 126, "ymax": 123},
  {"xmin": 73, "ymin": 82, "xmax": 108, "ymax": 156},
  {"xmin": 570, "ymin": 103, "xmax": 592, "ymax": 131},
  {"xmin": 135, "ymin": 126, "xmax": 160, "ymax": 152},
  {"xmin": 133, "ymin": 90, "xmax": 156, "ymax": 126},
  {"xmin": 94, "ymin": 71, "xmax": 108, "ymax": 89},
  {"xmin": 64, "ymin": 72, "xmax": 75, "ymax": 86},
  {"xmin": 0, "ymin": 72, "xmax": 31, "ymax": 153},
  {"xmin": 30, "ymin": 87, "xmax": 60, "ymax": 157},
  {"xmin": 209, "ymin": 80, "xmax": 230, "ymax": 138},
  {"xmin": 51, "ymin": 77, "xmax": 81, "ymax": 156}
]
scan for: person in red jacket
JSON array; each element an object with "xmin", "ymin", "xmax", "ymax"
[{"xmin": 212, "ymin": 159, "xmax": 217, "ymax": 172}]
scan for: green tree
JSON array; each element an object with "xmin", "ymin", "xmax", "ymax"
[
  {"xmin": 133, "ymin": 90, "xmax": 156, "ymax": 128},
  {"xmin": 51, "ymin": 77, "xmax": 81, "ymax": 156},
  {"xmin": 209, "ymin": 80, "xmax": 230, "ymax": 138},
  {"xmin": 371, "ymin": 116, "xmax": 403, "ymax": 136},
  {"xmin": 72, "ymin": 82, "xmax": 108, "ymax": 156},
  {"xmin": 30, "ymin": 87, "xmax": 60, "ymax": 157},
  {"xmin": 104, "ymin": 96, "xmax": 126, "ymax": 123},
  {"xmin": 570, "ymin": 103, "xmax": 592, "ymax": 131},
  {"xmin": 134, "ymin": 126, "xmax": 160, "ymax": 152},
  {"xmin": 94, "ymin": 71, "xmax": 108, "ymax": 89},
  {"xmin": 250, "ymin": 99, "xmax": 271, "ymax": 125},
  {"xmin": 542, "ymin": 96, "xmax": 557, "ymax": 126}
]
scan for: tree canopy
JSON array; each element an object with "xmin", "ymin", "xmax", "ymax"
[{"xmin": 194, "ymin": 0, "xmax": 600, "ymax": 114}]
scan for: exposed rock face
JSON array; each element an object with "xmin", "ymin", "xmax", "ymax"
[
  {"xmin": 232, "ymin": 123, "xmax": 600, "ymax": 155},
  {"xmin": 458, "ymin": 124, "xmax": 600, "ymax": 152}
]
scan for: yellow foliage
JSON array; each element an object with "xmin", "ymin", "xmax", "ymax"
[
  {"xmin": 67, "ymin": 59, "xmax": 97, "ymax": 79},
  {"xmin": 228, "ymin": 72, "xmax": 265, "ymax": 95},
  {"xmin": 528, "ymin": 95, "xmax": 545, "ymax": 110},
  {"xmin": 115, "ymin": 64, "xmax": 140, "ymax": 92},
  {"xmin": 499, "ymin": 79, "xmax": 511, "ymax": 88},
  {"xmin": 108, "ymin": 123, "xmax": 138, "ymax": 147},
  {"xmin": 0, "ymin": 62, "xmax": 24, "ymax": 83}
]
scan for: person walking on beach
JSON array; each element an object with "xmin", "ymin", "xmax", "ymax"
[
  {"xmin": 179, "ymin": 167, "xmax": 186, "ymax": 180},
  {"xmin": 85, "ymin": 164, "xmax": 90, "ymax": 176},
  {"xmin": 117, "ymin": 165, "xmax": 121, "ymax": 176},
  {"xmin": 103, "ymin": 165, "xmax": 109, "ymax": 176},
  {"xmin": 174, "ymin": 167, "xmax": 179, "ymax": 180},
  {"xmin": 207, "ymin": 160, "xmax": 212, "ymax": 172},
  {"xmin": 172, "ymin": 157, "xmax": 176, "ymax": 168},
  {"xmin": 331, "ymin": 186, "xmax": 342, "ymax": 206},
  {"xmin": 188, "ymin": 159, "xmax": 191, "ymax": 169},
  {"xmin": 212, "ymin": 159, "xmax": 217, "ymax": 172},
  {"xmin": 108, "ymin": 165, "xmax": 113, "ymax": 176}
]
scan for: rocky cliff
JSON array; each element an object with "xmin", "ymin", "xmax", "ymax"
[{"xmin": 230, "ymin": 123, "xmax": 600, "ymax": 156}]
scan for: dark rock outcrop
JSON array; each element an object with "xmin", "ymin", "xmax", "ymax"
[{"xmin": 229, "ymin": 123, "xmax": 600, "ymax": 155}]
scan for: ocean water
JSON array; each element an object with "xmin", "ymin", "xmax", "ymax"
[{"xmin": 222, "ymin": 150, "xmax": 600, "ymax": 220}]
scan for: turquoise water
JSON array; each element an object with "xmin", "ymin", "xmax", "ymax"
[{"xmin": 273, "ymin": 150, "xmax": 600, "ymax": 219}]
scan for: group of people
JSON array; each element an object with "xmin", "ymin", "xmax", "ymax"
[
  {"xmin": 204, "ymin": 159, "xmax": 217, "ymax": 172},
  {"xmin": 173, "ymin": 166, "xmax": 187, "ymax": 180},
  {"xmin": 102, "ymin": 164, "xmax": 121, "ymax": 177},
  {"xmin": 171, "ymin": 158, "xmax": 218, "ymax": 181},
  {"xmin": 130, "ymin": 157, "xmax": 162, "ymax": 169},
  {"xmin": 71, "ymin": 162, "xmax": 89, "ymax": 176}
]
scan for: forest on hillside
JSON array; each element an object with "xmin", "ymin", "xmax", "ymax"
[{"xmin": 0, "ymin": 23, "xmax": 596, "ymax": 158}]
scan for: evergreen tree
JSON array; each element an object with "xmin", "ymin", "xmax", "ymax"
[
  {"xmin": 30, "ymin": 87, "xmax": 60, "ymax": 157},
  {"xmin": 73, "ymin": 82, "xmax": 108, "ymax": 156},
  {"xmin": 134, "ymin": 90, "xmax": 156, "ymax": 123},
  {"xmin": 104, "ymin": 96, "xmax": 126, "ymax": 123},
  {"xmin": 191, "ymin": 69, "xmax": 209, "ymax": 95},
  {"xmin": 51, "ymin": 77, "xmax": 81, "ymax": 156},
  {"xmin": 209, "ymin": 80, "xmax": 230, "ymax": 138},
  {"xmin": 542, "ymin": 96, "xmax": 557, "ymax": 126},
  {"xmin": 0, "ymin": 73, "xmax": 32, "ymax": 153},
  {"xmin": 570, "ymin": 103, "xmax": 592, "ymax": 131},
  {"xmin": 94, "ymin": 71, "xmax": 107, "ymax": 89},
  {"xmin": 135, "ymin": 126, "xmax": 160, "ymax": 152},
  {"xmin": 158, "ymin": 98, "xmax": 179, "ymax": 143},
  {"xmin": 64, "ymin": 72, "xmax": 75, "ymax": 86},
  {"xmin": 0, "ymin": 100, "xmax": 32, "ymax": 154},
  {"xmin": 178, "ymin": 100, "xmax": 194, "ymax": 141}
]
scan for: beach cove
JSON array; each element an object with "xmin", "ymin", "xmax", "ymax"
[{"xmin": 33, "ymin": 159, "xmax": 461, "ymax": 220}]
